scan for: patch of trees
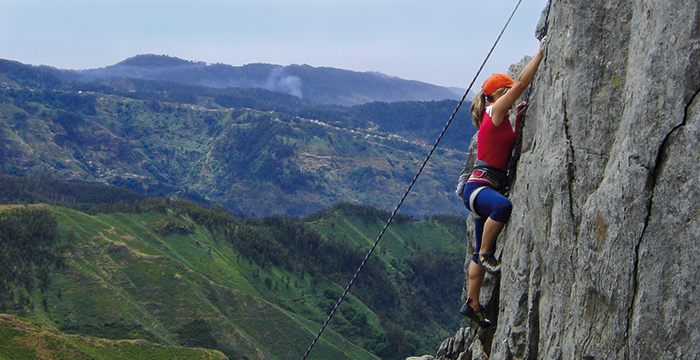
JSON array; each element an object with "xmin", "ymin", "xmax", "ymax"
[
  {"xmin": 175, "ymin": 319, "xmax": 218, "ymax": 348},
  {"xmin": 0, "ymin": 59, "xmax": 64, "ymax": 89},
  {"xmin": 174, "ymin": 316, "xmax": 238, "ymax": 358},
  {"xmin": 0, "ymin": 207, "xmax": 67, "ymax": 312},
  {"xmin": 0, "ymin": 175, "xmax": 147, "ymax": 212},
  {"xmin": 399, "ymin": 250, "xmax": 464, "ymax": 328}
]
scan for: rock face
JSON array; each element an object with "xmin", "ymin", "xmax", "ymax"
[{"xmin": 429, "ymin": 0, "xmax": 700, "ymax": 359}]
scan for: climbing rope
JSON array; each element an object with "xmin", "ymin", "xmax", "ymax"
[
  {"xmin": 506, "ymin": 0, "xmax": 553, "ymax": 190},
  {"xmin": 302, "ymin": 1, "xmax": 533, "ymax": 358}
]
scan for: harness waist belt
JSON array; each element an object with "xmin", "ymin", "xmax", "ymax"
[{"xmin": 471, "ymin": 161, "xmax": 506, "ymax": 190}]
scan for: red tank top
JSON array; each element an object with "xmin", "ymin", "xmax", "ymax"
[{"xmin": 477, "ymin": 105, "xmax": 517, "ymax": 171}]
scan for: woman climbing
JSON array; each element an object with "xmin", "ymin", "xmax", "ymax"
[{"xmin": 458, "ymin": 37, "xmax": 546, "ymax": 328}]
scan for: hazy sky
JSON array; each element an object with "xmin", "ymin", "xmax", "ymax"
[{"xmin": 0, "ymin": 0, "xmax": 547, "ymax": 88}]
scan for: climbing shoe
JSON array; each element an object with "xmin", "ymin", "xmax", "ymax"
[
  {"xmin": 460, "ymin": 299, "xmax": 492, "ymax": 328},
  {"xmin": 478, "ymin": 251, "xmax": 501, "ymax": 275}
]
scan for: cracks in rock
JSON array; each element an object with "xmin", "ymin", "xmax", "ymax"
[
  {"xmin": 527, "ymin": 289, "xmax": 541, "ymax": 360},
  {"xmin": 624, "ymin": 86, "xmax": 700, "ymax": 356},
  {"xmin": 482, "ymin": 275, "xmax": 501, "ymax": 357},
  {"xmin": 562, "ymin": 97, "xmax": 578, "ymax": 239}
]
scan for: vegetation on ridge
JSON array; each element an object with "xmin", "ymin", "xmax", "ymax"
[
  {"xmin": 0, "ymin": 58, "xmax": 474, "ymax": 218},
  {"xmin": 0, "ymin": 176, "xmax": 469, "ymax": 359}
]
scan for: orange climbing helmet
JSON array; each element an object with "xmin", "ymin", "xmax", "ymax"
[{"xmin": 482, "ymin": 73, "xmax": 514, "ymax": 96}]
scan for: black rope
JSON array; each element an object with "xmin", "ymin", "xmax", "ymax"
[
  {"xmin": 506, "ymin": 0, "xmax": 553, "ymax": 189},
  {"xmin": 301, "ymin": 1, "xmax": 528, "ymax": 358}
]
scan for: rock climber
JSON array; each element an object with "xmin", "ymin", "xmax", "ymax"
[{"xmin": 457, "ymin": 36, "xmax": 546, "ymax": 328}]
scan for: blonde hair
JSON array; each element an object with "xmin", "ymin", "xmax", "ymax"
[{"xmin": 470, "ymin": 87, "xmax": 509, "ymax": 129}]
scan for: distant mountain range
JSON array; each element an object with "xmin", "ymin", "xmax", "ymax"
[
  {"xmin": 0, "ymin": 57, "xmax": 475, "ymax": 217},
  {"xmin": 56, "ymin": 54, "xmax": 465, "ymax": 106}
]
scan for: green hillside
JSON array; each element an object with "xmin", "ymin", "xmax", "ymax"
[
  {"xmin": 0, "ymin": 178, "xmax": 469, "ymax": 359},
  {"xmin": 0, "ymin": 314, "xmax": 226, "ymax": 360}
]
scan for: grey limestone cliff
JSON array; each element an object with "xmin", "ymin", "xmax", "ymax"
[{"xmin": 430, "ymin": 0, "xmax": 700, "ymax": 359}]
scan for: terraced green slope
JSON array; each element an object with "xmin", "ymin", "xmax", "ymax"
[
  {"xmin": 0, "ymin": 199, "xmax": 467, "ymax": 359},
  {"xmin": 46, "ymin": 206, "xmax": 380, "ymax": 360}
]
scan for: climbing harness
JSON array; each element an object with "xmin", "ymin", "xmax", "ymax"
[
  {"xmin": 302, "ymin": 0, "xmax": 549, "ymax": 358},
  {"xmin": 461, "ymin": 165, "xmax": 505, "ymax": 218},
  {"xmin": 472, "ymin": 161, "xmax": 507, "ymax": 191}
]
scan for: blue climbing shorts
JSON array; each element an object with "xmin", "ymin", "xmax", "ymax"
[{"xmin": 462, "ymin": 182, "xmax": 513, "ymax": 263}]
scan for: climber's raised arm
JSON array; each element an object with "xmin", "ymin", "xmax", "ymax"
[{"xmin": 491, "ymin": 37, "xmax": 546, "ymax": 125}]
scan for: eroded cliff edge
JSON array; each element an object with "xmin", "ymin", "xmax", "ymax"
[{"xmin": 444, "ymin": 1, "xmax": 700, "ymax": 359}]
